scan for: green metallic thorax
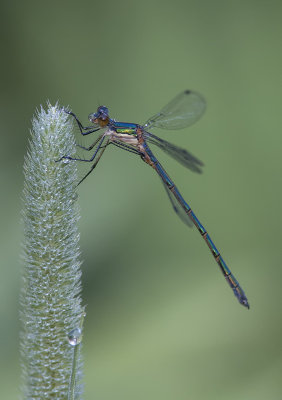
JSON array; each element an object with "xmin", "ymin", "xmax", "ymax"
[{"xmin": 112, "ymin": 121, "xmax": 138, "ymax": 135}]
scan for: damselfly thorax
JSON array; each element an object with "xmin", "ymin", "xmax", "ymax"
[{"xmin": 104, "ymin": 126, "xmax": 139, "ymax": 147}]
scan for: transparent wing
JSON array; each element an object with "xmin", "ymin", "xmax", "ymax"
[
  {"xmin": 146, "ymin": 132, "xmax": 204, "ymax": 173},
  {"xmin": 144, "ymin": 90, "xmax": 206, "ymax": 130},
  {"xmin": 161, "ymin": 181, "xmax": 193, "ymax": 228}
]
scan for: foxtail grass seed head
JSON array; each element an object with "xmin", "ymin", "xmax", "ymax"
[{"xmin": 20, "ymin": 104, "xmax": 84, "ymax": 399}]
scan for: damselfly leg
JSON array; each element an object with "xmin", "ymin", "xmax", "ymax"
[{"xmin": 64, "ymin": 109, "xmax": 100, "ymax": 136}]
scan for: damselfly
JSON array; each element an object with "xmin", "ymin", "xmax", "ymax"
[{"xmin": 59, "ymin": 90, "xmax": 249, "ymax": 308}]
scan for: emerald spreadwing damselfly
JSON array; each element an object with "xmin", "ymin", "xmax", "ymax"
[{"xmin": 58, "ymin": 90, "xmax": 249, "ymax": 308}]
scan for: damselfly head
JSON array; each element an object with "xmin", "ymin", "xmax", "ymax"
[{"xmin": 88, "ymin": 106, "xmax": 109, "ymax": 127}]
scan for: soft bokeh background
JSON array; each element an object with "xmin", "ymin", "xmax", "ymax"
[{"xmin": 1, "ymin": 0, "xmax": 281, "ymax": 399}]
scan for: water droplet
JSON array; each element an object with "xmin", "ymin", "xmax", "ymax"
[{"xmin": 68, "ymin": 328, "xmax": 82, "ymax": 346}]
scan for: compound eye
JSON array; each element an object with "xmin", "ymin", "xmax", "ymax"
[
  {"xmin": 88, "ymin": 112, "xmax": 97, "ymax": 123},
  {"xmin": 98, "ymin": 106, "xmax": 109, "ymax": 120}
]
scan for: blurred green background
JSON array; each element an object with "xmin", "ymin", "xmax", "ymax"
[{"xmin": 1, "ymin": 0, "xmax": 282, "ymax": 399}]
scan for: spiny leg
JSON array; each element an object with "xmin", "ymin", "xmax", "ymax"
[
  {"xmin": 76, "ymin": 135, "xmax": 104, "ymax": 151},
  {"xmin": 77, "ymin": 140, "xmax": 109, "ymax": 186},
  {"xmin": 64, "ymin": 109, "xmax": 100, "ymax": 136},
  {"xmin": 57, "ymin": 110, "xmax": 102, "ymax": 162},
  {"xmin": 57, "ymin": 135, "xmax": 106, "ymax": 162},
  {"xmin": 109, "ymin": 141, "xmax": 141, "ymax": 155},
  {"xmin": 76, "ymin": 140, "xmax": 140, "ymax": 186}
]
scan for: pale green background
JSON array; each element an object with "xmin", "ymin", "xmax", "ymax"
[{"xmin": 1, "ymin": 0, "xmax": 281, "ymax": 399}]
